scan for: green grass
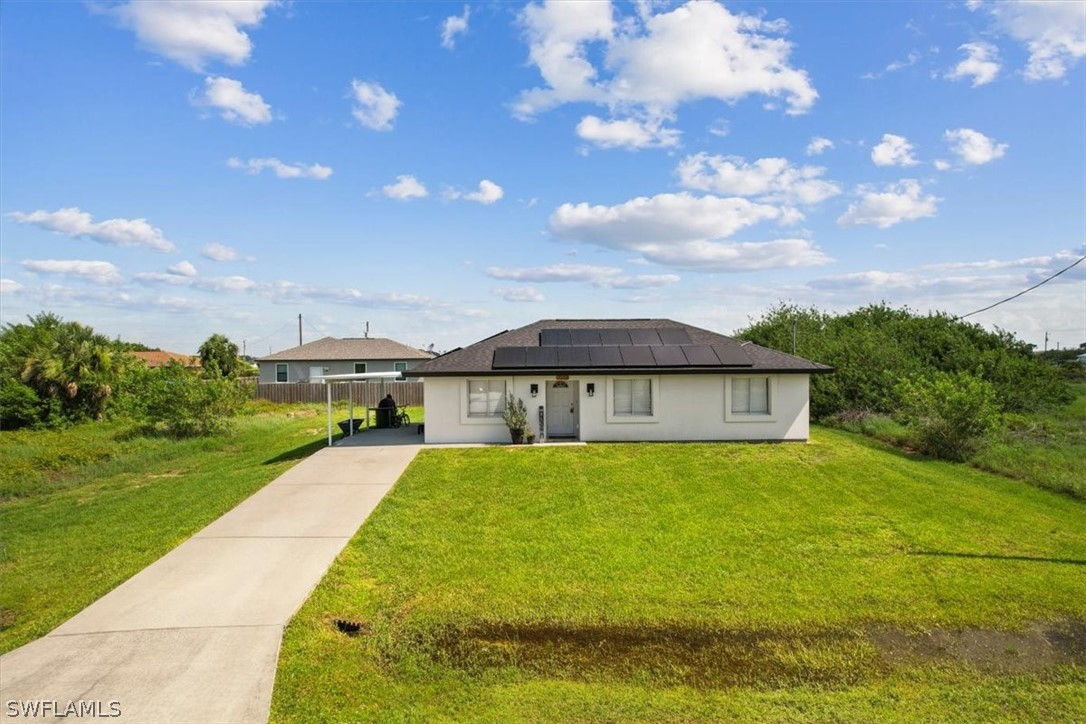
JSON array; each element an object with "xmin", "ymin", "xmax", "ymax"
[
  {"xmin": 271, "ymin": 429, "xmax": 1085, "ymax": 721},
  {"xmin": 0, "ymin": 402, "xmax": 422, "ymax": 653}
]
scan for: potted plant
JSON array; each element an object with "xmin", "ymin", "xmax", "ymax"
[{"xmin": 501, "ymin": 392, "xmax": 529, "ymax": 444}]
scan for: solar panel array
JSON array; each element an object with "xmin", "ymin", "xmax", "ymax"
[{"xmin": 492, "ymin": 328, "xmax": 753, "ymax": 370}]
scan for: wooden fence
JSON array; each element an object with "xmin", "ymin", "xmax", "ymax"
[{"xmin": 247, "ymin": 380, "xmax": 424, "ymax": 406}]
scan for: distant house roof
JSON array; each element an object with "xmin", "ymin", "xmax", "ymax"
[
  {"xmin": 256, "ymin": 337, "xmax": 431, "ymax": 362},
  {"xmin": 131, "ymin": 350, "xmax": 200, "ymax": 368},
  {"xmin": 406, "ymin": 319, "xmax": 832, "ymax": 377}
]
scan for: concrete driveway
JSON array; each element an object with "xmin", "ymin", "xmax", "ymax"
[{"xmin": 0, "ymin": 440, "xmax": 420, "ymax": 723}]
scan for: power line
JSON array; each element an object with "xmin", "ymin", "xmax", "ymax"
[{"xmin": 955, "ymin": 255, "xmax": 1086, "ymax": 321}]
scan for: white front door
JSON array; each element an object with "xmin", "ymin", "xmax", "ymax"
[
  {"xmin": 546, "ymin": 381, "xmax": 579, "ymax": 438},
  {"xmin": 308, "ymin": 366, "xmax": 324, "ymax": 382}
]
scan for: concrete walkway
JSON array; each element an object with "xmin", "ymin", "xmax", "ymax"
[{"xmin": 0, "ymin": 436, "xmax": 421, "ymax": 723}]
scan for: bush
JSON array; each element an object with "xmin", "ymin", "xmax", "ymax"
[
  {"xmin": 0, "ymin": 377, "xmax": 42, "ymax": 430},
  {"xmin": 114, "ymin": 362, "xmax": 249, "ymax": 437},
  {"xmin": 894, "ymin": 372, "xmax": 1001, "ymax": 461}
]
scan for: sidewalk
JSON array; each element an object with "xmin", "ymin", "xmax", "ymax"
[{"xmin": 0, "ymin": 441, "xmax": 420, "ymax": 723}]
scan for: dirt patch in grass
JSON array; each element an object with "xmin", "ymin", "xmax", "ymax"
[{"xmin": 402, "ymin": 621, "xmax": 1086, "ymax": 690}]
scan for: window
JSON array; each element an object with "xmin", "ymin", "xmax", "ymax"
[
  {"xmin": 394, "ymin": 362, "xmax": 407, "ymax": 373},
  {"xmin": 732, "ymin": 377, "xmax": 770, "ymax": 414},
  {"xmin": 354, "ymin": 362, "xmax": 367, "ymax": 374},
  {"xmin": 275, "ymin": 363, "xmax": 288, "ymax": 383},
  {"xmin": 467, "ymin": 379, "xmax": 506, "ymax": 417},
  {"xmin": 613, "ymin": 378, "xmax": 652, "ymax": 416}
]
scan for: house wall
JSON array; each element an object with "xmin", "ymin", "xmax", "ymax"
[
  {"xmin": 257, "ymin": 359, "xmax": 422, "ymax": 383},
  {"xmin": 421, "ymin": 373, "xmax": 810, "ymax": 444}
]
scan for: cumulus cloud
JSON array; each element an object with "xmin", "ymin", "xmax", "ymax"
[
  {"xmin": 111, "ymin": 0, "xmax": 275, "ymax": 71},
  {"xmin": 21, "ymin": 259, "xmax": 123, "ymax": 285},
  {"xmin": 445, "ymin": 179, "xmax": 504, "ymax": 204},
  {"xmin": 920, "ymin": 250, "xmax": 1081, "ymax": 272},
  {"xmin": 441, "ymin": 6, "xmax": 471, "ymax": 49},
  {"xmin": 576, "ymin": 115, "xmax": 680, "ymax": 149},
  {"xmin": 837, "ymin": 179, "xmax": 940, "ymax": 229},
  {"xmin": 351, "ymin": 80, "xmax": 401, "ymax": 131},
  {"xmin": 675, "ymin": 153, "xmax": 841, "ymax": 205},
  {"xmin": 486, "ymin": 263, "xmax": 680, "ymax": 288},
  {"xmin": 201, "ymin": 243, "xmax": 252, "ymax": 262},
  {"xmin": 381, "ymin": 175, "xmax": 429, "ymax": 201},
  {"xmin": 933, "ymin": 159, "xmax": 952, "ymax": 172},
  {"xmin": 168, "ymin": 261, "xmax": 197, "ymax": 277},
  {"xmin": 227, "ymin": 157, "xmax": 333, "ymax": 179},
  {"xmin": 193, "ymin": 76, "xmax": 272, "ymax": 126},
  {"xmin": 944, "ymin": 128, "xmax": 1008, "ymax": 165},
  {"xmin": 806, "ymin": 136, "xmax": 834, "ymax": 156},
  {"xmin": 988, "ymin": 1, "xmax": 1086, "ymax": 81},
  {"xmin": 871, "ymin": 133, "xmax": 919, "ymax": 167},
  {"xmin": 493, "ymin": 287, "xmax": 545, "ymax": 303},
  {"xmin": 946, "ymin": 42, "xmax": 1001, "ymax": 86},
  {"xmin": 0, "ymin": 279, "xmax": 23, "ymax": 295},
  {"xmin": 135, "ymin": 271, "xmax": 257, "ymax": 293},
  {"xmin": 7, "ymin": 207, "xmax": 176, "ymax": 252},
  {"xmin": 514, "ymin": 1, "xmax": 817, "ymax": 145}
]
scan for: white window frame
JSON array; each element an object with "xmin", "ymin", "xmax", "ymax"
[
  {"xmin": 724, "ymin": 375, "xmax": 777, "ymax": 422},
  {"xmin": 354, "ymin": 362, "xmax": 367, "ymax": 374},
  {"xmin": 605, "ymin": 376, "xmax": 659, "ymax": 424},
  {"xmin": 275, "ymin": 363, "xmax": 288, "ymax": 383},
  {"xmin": 461, "ymin": 378, "xmax": 509, "ymax": 423}
]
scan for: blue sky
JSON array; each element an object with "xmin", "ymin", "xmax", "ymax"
[{"xmin": 2, "ymin": 0, "xmax": 1084, "ymax": 355}]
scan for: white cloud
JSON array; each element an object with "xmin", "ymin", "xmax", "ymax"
[
  {"xmin": 636, "ymin": 239, "xmax": 831, "ymax": 272},
  {"xmin": 575, "ymin": 114, "xmax": 680, "ymax": 149},
  {"xmin": 382, "ymin": 175, "xmax": 429, "ymax": 201},
  {"xmin": 21, "ymin": 259, "xmax": 123, "ymax": 285},
  {"xmin": 7, "ymin": 207, "xmax": 176, "ymax": 252},
  {"xmin": 168, "ymin": 261, "xmax": 197, "ymax": 277},
  {"xmin": 441, "ymin": 6, "xmax": 471, "ymax": 49},
  {"xmin": 988, "ymin": 1, "xmax": 1086, "ymax": 81},
  {"xmin": 485, "ymin": 263, "xmax": 680, "ymax": 288},
  {"xmin": 921, "ymin": 250, "xmax": 1080, "ymax": 271},
  {"xmin": 946, "ymin": 42, "xmax": 1001, "ymax": 86},
  {"xmin": 514, "ymin": 1, "xmax": 817, "ymax": 125},
  {"xmin": 871, "ymin": 133, "xmax": 919, "ymax": 167},
  {"xmin": 944, "ymin": 128, "xmax": 1008, "ymax": 165},
  {"xmin": 446, "ymin": 179, "xmax": 504, "ymax": 204},
  {"xmin": 676, "ymin": 153, "xmax": 841, "ymax": 205},
  {"xmin": 0, "ymin": 279, "xmax": 23, "ymax": 295},
  {"xmin": 350, "ymin": 80, "xmax": 401, "ymax": 131},
  {"xmin": 708, "ymin": 119, "xmax": 730, "ymax": 137},
  {"xmin": 135, "ymin": 271, "xmax": 257, "ymax": 292},
  {"xmin": 933, "ymin": 159, "xmax": 952, "ymax": 171},
  {"xmin": 112, "ymin": 0, "xmax": 275, "ymax": 72},
  {"xmin": 201, "ymin": 243, "xmax": 252, "ymax": 262},
  {"xmin": 806, "ymin": 136, "xmax": 834, "ymax": 156},
  {"xmin": 194, "ymin": 76, "xmax": 272, "ymax": 126},
  {"xmin": 493, "ymin": 287, "xmax": 545, "ymax": 303},
  {"xmin": 837, "ymin": 179, "xmax": 940, "ymax": 229},
  {"xmin": 227, "ymin": 157, "xmax": 333, "ymax": 180}
]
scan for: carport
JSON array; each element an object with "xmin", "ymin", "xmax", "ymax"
[{"xmin": 320, "ymin": 371, "xmax": 405, "ymax": 446}]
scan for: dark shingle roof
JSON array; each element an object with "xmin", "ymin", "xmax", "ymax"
[
  {"xmin": 406, "ymin": 319, "xmax": 831, "ymax": 376},
  {"xmin": 256, "ymin": 337, "xmax": 430, "ymax": 362}
]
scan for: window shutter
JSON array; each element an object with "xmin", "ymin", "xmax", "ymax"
[
  {"xmin": 732, "ymin": 378, "xmax": 750, "ymax": 413},
  {"xmin": 631, "ymin": 379, "xmax": 652, "ymax": 415},
  {"xmin": 750, "ymin": 378, "xmax": 769, "ymax": 413},
  {"xmin": 613, "ymin": 379, "xmax": 632, "ymax": 415}
]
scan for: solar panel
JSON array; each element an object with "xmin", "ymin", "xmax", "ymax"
[
  {"xmin": 599, "ymin": 329, "xmax": 633, "ymax": 345},
  {"xmin": 588, "ymin": 346, "xmax": 623, "ymax": 367},
  {"xmin": 619, "ymin": 345, "xmax": 657, "ymax": 366},
  {"xmin": 492, "ymin": 347, "xmax": 527, "ymax": 368},
  {"xmin": 557, "ymin": 346, "xmax": 592, "ymax": 368},
  {"xmin": 681, "ymin": 345, "xmax": 721, "ymax": 366},
  {"xmin": 657, "ymin": 328, "xmax": 692, "ymax": 345},
  {"xmin": 539, "ymin": 329, "xmax": 572, "ymax": 346},
  {"xmin": 650, "ymin": 345, "xmax": 687, "ymax": 366},
  {"xmin": 525, "ymin": 346, "xmax": 559, "ymax": 367},
  {"xmin": 569, "ymin": 329, "xmax": 602, "ymax": 346},
  {"xmin": 628, "ymin": 329, "xmax": 663, "ymax": 345},
  {"xmin": 712, "ymin": 344, "xmax": 754, "ymax": 366}
]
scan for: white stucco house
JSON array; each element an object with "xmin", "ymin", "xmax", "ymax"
[
  {"xmin": 256, "ymin": 337, "xmax": 431, "ymax": 383},
  {"xmin": 405, "ymin": 319, "xmax": 832, "ymax": 444}
]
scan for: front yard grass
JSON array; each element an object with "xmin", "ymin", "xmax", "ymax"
[{"xmin": 272, "ymin": 428, "xmax": 1085, "ymax": 721}]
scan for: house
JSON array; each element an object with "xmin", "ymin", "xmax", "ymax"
[
  {"xmin": 256, "ymin": 337, "xmax": 431, "ymax": 383},
  {"xmin": 130, "ymin": 350, "xmax": 201, "ymax": 368},
  {"xmin": 405, "ymin": 319, "xmax": 832, "ymax": 444}
]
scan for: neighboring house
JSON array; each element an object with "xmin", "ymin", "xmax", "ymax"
[
  {"xmin": 1077, "ymin": 353, "xmax": 1086, "ymax": 365},
  {"xmin": 130, "ymin": 350, "xmax": 200, "ymax": 368},
  {"xmin": 405, "ymin": 318, "xmax": 832, "ymax": 444},
  {"xmin": 256, "ymin": 337, "xmax": 430, "ymax": 383}
]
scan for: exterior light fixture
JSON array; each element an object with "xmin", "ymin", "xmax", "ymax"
[
  {"xmin": 586, "ymin": 383, "xmax": 595, "ymax": 397},
  {"xmin": 530, "ymin": 384, "xmax": 539, "ymax": 397}
]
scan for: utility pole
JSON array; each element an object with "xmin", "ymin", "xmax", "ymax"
[
  {"xmin": 1044, "ymin": 331, "xmax": 1049, "ymax": 353},
  {"xmin": 791, "ymin": 318, "xmax": 797, "ymax": 355},
  {"xmin": 298, "ymin": 314, "xmax": 303, "ymax": 347}
]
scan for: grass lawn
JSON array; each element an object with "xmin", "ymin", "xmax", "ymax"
[
  {"xmin": 272, "ymin": 428, "xmax": 1085, "ymax": 722},
  {"xmin": 0, "ymin": 402, "xmax": 422, "ymax": 654}
]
